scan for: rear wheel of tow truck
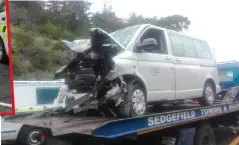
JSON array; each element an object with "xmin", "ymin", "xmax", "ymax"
[
  {"xmin": 0, "ymin": 38, "xmax": 8, "ymax": 64},
  {"xmin": 18, "ymin": 127, "xmax": 47, "ymax": 145},
  {"xmin": 194, "ymin": 124, "xmax": 216, "ymax": 145},
  {"xmin": 117, "ymin": 80, "xmax": 147, "ymax": 117},
  {"xmin": 199, "ymin": 81, "xmax": 215, "ymax": 106}
]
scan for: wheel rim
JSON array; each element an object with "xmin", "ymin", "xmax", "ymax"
[
  {"xmin": 132, "ymin": 89, "xmax": 146, "ymax": 115},
  {"xmin": 205, "ymin": 86, "xmax": 214, "ymax": 105},
  {"xmin": 27, "ymin": 130, "xmax": 42, "ymax": 145}
]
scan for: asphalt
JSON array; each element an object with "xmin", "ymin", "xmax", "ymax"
[
  {"xmin": 0, "ymin": 63, "xmax": 12, "ymax": 113},
  {"xmin": 215, "ymin": 127, "xmax": 238, "ymax": 145}
]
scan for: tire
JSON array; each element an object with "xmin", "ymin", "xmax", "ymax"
[
  {"xmin": 199, "ymin": 82, "xmax": 215, "ymax": 106},
  {"xmin": 117, "ymin": 80, "xmax": 147, "ymax": 117},
  {"xmin": 0, "ymin": 39, "xmax": 8, "ymax": 64},
  {"xmin": 194, "ymin": 124, "xmax": 216, "ymax": 145},
  {"xmin": 18, "ymin": 126, "xmax": 48, "ymax": 145}
]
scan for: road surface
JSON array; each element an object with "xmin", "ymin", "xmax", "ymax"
[
  {"xmin": 3, "ymin": 128, "xmax": 239, "ymax": 145},
  {"xmin": 0, "ymin": 63, "xmax": 12, "ymax": 113},
  {"xmin": 216, "ymin": 127, "xmax": 238, "ymax": 145},
  {"xmin": 45, "ymin": 128, "xmax": 239, "ymax": 145}
]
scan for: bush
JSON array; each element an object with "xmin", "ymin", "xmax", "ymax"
[
  {"xmin": 52, "ymin": 41, "xmax": 65, "ymax": 51},
  {"xmin": 36, "ymin": 23, "xmax": 73, "ymax": 40},
  {"xmin": 11, "ymin": 26, "xmax": 69, "ymax": 79},
  {"xmin": 11, "ymin": 26, "xmax": 34, "ymax": 49}
]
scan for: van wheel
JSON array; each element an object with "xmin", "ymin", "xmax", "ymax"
[
  {"xmin": 199, "ymin": 82, "xmax": 215, "ymax": 106},
  {"xmin": 0, "ymin": 39, "xmax": 8, "ymax": 64},
  {"xmin": 194, "ymin": 124, "xmax": 216, "ymax": 145},
  {"xmin": 117, "ymin": 81, "xmax": 147, "ymax": 117}
]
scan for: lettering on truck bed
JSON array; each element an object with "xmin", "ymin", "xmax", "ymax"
[{"xmin": 148, "ymin": 104, "xmax": 239, "ymax": 127}]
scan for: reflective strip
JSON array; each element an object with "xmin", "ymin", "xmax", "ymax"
[
  {"xmin": 0, "ymin": 24, "xmax": 6, "ymax": 33},
  {"xmin": 15, "ymin": 104, "xmax": 59, "ymax": 114},
  {"xmin": 1, "ymin": 130, "xmax": 17, "ymax": 134},
  {"xmin": 16, "ymin": 108, "xmax": 44, "ymax": 113}
]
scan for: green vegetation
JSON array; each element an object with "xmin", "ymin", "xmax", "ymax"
[
  {"xmin": 10, "ymin": 1, "xmax": 191, "ymax": 80},
  {"xmin": 11, "ymin": 26, "xmax": 67, "ymax": 80}
]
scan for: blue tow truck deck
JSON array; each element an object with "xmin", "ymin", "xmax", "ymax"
[
  {"xmin": 4, "ymin": 103, "xmax": 239, "ymax": 138},
  {"xmin": 3, "ymin": 98, "xmax": 239, "ymax": 145}
]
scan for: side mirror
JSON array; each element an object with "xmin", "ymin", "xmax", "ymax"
[{"xmin": 136, "ymin": 38, "xmax": 157, "ymax": 52}]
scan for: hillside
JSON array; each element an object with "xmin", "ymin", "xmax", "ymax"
[{"xmin": 11, "ymin": 26, "xmax": 68, "ymax": 80}]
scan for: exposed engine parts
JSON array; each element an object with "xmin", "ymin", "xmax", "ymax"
[
  {"xmin": 104, "ymin": 77, "xmax": 127, "ymax": 105},
  {"xmin": 56, "ymin": 76, "xmax": 128, "ymax": 116},
  {"xmin": 53, "ymin": 28, "xmax": 129, "ymax": 117}
]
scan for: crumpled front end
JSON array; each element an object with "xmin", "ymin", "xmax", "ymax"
[
  {"xmin": 52, "ymin": 28, "xmax": 129, "ymax": 116},
  {"xmin": 53, "ymin": 75, "xmax": 128, "ymax": 116}
]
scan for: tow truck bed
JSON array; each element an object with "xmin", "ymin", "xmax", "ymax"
[{"xmin": 3, "ymin": 102, "xmax": 239, "ymax": 139}]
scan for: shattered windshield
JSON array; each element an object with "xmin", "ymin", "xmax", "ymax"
[{"xmin": 110, "ymin": 25, "xmax": 141, "ymax": 47}]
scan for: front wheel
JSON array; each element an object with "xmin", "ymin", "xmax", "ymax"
[
  {"xmin": 199, "ymin": 82, "xmax": 215, "ymax": 106},
  {"xmin": 117, "ymin": 81, "xmax": 147, "ymax": 117},
  {"xmin": 18, "ymin": 127, "xmax": 47, "ymax": 145}
]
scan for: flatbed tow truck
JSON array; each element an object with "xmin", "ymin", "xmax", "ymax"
[
  {"xmin": 3, "ymin": 62, "xmax": 239, "ymax": 145},
  {"xmin": 2, "ymin": 94, "xmax": 239, "ymax": 145}
]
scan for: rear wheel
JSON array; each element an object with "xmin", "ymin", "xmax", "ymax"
[
  {"xmin": 199, "ymin": 82, "xmax": 215, "ymax": 106},
  {"xmin": 117, "ymin": 81, "xmax": 147, "ymax": 117},
  {"xmin": 194, "ymin": 124, "xmax": 216, "ymax": 145}
]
